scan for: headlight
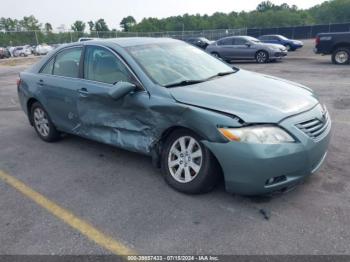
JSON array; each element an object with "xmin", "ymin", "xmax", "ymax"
[
  {"xmin": 218, "ymin": 125, "xmax": 295, "ymax": 144},
  {"xmin": 270, "ymin": 46, "xmax": 280, "ymax": 51}
]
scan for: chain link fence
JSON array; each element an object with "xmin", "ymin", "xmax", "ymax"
[
  {"xmin": 0, "ymin": 28, "xmax": 246, "ymax": 46},
  {"xmin": 247, "ymin": 22, "xmax": 350, "ymax": 39},
  {"xmin": 1, "ymin": 22, "xmax": 349, "ymax": 47}
]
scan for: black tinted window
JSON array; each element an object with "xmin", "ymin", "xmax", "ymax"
[
  {"xmin": 41, "ymin": 58, "xmax": 54, "ymax": 74},
  {"xmin": 53, "ymin": 47, "xmax": 82, "ymax": 78},
  {"xmin": 83, "ymin": 46, "xmax": 133, "ymax": 84}
]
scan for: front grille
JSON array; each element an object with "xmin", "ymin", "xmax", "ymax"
[{"xmin": 296, "ymin": 110, "xmax": 330, "ymax": 140}]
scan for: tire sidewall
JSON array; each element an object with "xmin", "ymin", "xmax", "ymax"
[{"xmin": 161, "ymin": 129, "xmax": 217, "ymax": 194}]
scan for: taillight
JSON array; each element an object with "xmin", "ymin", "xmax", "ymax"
[
  {"xmin": 16, "ymin": 78, "xmax": 21, "ymax": 88},
  {"xmin": 315, "ymin": 36, "xmax": 320, "ymax": 46}
]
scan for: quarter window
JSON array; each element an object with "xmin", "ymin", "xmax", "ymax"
[
  {"xmin": 53, "ymin": 47, "xmax": 82, "ymax": 78},
  {"xmin": 83, "ymin": 46, "xmax": 133, "ymax": 84},
  {"xmin": 41, "ymin": 58, "xmax": 54, "ymax": 74}
]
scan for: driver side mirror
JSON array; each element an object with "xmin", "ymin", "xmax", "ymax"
[
  {"xmin": 245, "ymin": 42, "xmax": 251, "ymax": 47},
  {"xmin": 109, "ymin": 81, "xmax": 136, "ymax": 100}
]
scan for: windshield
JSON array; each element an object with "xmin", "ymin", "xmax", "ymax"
[
  {"xmin": 127, "ymin": 42, "xmax": 235, "ymax": 87},
  {"xmin": 277, "ymin": 35, "xmax": 288, "ymax": 40}
]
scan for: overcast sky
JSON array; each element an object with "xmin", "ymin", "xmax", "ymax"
[{"xmin": 1, "ymin": 0, "xmax": 325, "ymax": 30}]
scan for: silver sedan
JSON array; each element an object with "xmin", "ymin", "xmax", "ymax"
[{"xmin": 206, "ymin": 36, "xmax": 287, "ymax": 63}]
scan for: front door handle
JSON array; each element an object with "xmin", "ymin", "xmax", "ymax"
[
  {"xmin": 78, "ymin": 87, "xmax": 89, "ymax": 97},
  {"xmin": 37, "ymin": 79, "xmax": 44, "ymax": 86}
]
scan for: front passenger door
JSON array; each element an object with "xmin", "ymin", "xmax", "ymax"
[{"xmin": 76, "ymin": 45, "xmax": 151, "ymax": 153}]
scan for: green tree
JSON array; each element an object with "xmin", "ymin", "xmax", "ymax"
[
  {"xmin": 256, "ymin": 1, "xmax": 275, "ymax": 12},
  {"xmin": 20, "ymin": 15, "xmax": 41, "ymax": 31},
  {"xmin": 71, "ymin": 20, "xmax": 86, "ymax": 32},
  {"xmin": 120, "ymin": 16, "xmax": 136, "ymax": 31},
  {"xmin": 0, "ymin": 17, "xmax": 20, "ymax": 31},
  {"xmin": 44, "ymin": 22, "xmax": 53, "ymax": 33},
  {"xmin": 95, "ymin": 18, "xmax": 109, "ymax": 32},
  {"xmin": 88, "ymin": 21, "xmax": 95, "ymax": 32}
]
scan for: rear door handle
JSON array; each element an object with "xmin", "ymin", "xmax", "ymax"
[{"xmin": 78, "ymin": 87, "xmax": 89, "ymax": 97}]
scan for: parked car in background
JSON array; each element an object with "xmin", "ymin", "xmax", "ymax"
[
  {"xmin": 184, "ymin": 37, "xmax": 212, "ymax": 49},
  {"xmin": 24, "ymin": 45, "xmax": 33, "ymax": 54},
  {"xmin": 18, "ymin": 38, "xmax": 330, "ymax": 195},
  {"xmin": 0, "ymin": 47, "xmax": 11, "ymax": 59},
  {"xmin": 206, "ymin": 36, "xmax": 287, "ymax": 63},
  {"xmin": 259, "ymin": 35, "xmax": 303, "ymax": 51},
  {"xmin": 314, "ymin": 32, "xmax": 350, "ymax": 65},
  {"xmin": 34, "ymin": 44, "xmax": 53, "ymax": 55},
  {"xmin": 13, "ymin": 46, "xmax": 31, "ymax": 57}
]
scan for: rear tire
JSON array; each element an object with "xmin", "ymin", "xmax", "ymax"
[
  {"xmin": 332, "ymin": 47, "xmax": 350, "ymax": 65},
  {"xmin": 161, "ymin": 129, "xmax": 219, "ymax": 194},
  {"xmin": 30, "ymin": 102, "xmax": 61, "ymax": 142},
  {"xmin": 255, "ymin": 50, "xmax": 269, "ymax": 63}
]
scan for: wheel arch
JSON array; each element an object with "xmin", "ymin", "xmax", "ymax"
[
  {"xmin": 332, "ymin": 43, "xmax": 350, "ymax": 52},
  {"xmin": 27, "ymin": 97, "xmax": 39, "ymax": 125},
  {"xmin": 153, "ymin": 125, "xmax": 224, "ymax": 181},
  {"xmin": 255, "ymin": 49, "xmax": 268, "ymax": 56}
]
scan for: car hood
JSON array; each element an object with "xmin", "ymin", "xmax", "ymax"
[{"xmin": 169, "ymin": 69, "xmax": 319, "ymax": 123}]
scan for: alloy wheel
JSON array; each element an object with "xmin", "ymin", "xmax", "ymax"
[
  {"xmin": 256, "ymin": 51, "xmax": 268, "ymax": 63},
  {"xmin": 33, "ymin": 107, "xmax": 50, "ymax": 137},
  {"xmin": 335, "ymin": 51, "xmax": 349, "ymax": 64},
  {"xmin": 168, "ymin": 136, "xmax": 203, "ymax": 183}
]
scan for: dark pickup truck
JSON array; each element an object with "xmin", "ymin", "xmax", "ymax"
[{"xmin": 314, "ymin": 32, "xmax": 350, "ymax": 65}]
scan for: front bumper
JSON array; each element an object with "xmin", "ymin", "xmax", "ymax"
[
  {"xmin": 203, "ymin": 106, "xmax": 331, "ymax": 195},
  {"xmin": 272, "ymin": 51, "xmax": 288, "ymax": 58}
]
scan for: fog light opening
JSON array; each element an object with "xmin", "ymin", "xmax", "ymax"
[{"xmin": 265, "ymin": 175, "xmax": 287, "ymax": 186}]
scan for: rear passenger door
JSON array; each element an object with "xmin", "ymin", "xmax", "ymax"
[
  {"xmin": 39, "ymin": 46, "xmax": 83, "ymax": 132},
  {"xmin": 217, "ymin": 38, "xmax": 234, "ymax": 59},
  {"xmin": 76, "ymin": 45, "xmax": 151, "ymax": 153}
]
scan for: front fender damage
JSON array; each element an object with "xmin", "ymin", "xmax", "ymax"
[{"xmin": 70, "ymin": 94, "xmax": 239, "ymax": 164}]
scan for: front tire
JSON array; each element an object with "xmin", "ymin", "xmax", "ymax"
[
  {"xmin": 31, "ymin": 102, "xmax": 61, "ymax": 142},
  {"xmin": 332, "ymin": 48, "xmax": 350, "ymax": 65},
  {"xmin": 255, "ymin": 50, "xmax": 269, "ymax": 63},
  {"xmin": 161, "ymin": 129, "xmax": 219, "ymax": 194},
  {"xmin": 211, "ymin": 52, "xmax": 221, "ymax": 59}
]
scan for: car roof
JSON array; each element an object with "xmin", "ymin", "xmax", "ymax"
[{"xmin": 82, "ymin": 37, "xmax": 180, "ymax": 48}]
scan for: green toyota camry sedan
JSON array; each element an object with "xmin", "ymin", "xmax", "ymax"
[{"xmin": 17, "ymin": 38, "xmax": 331, "ymax": 195}]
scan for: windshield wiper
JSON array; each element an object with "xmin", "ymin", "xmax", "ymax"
[
  {"xmin": 164, "ymin": 79, "xmax": 204, "ymax": 88},
  {"xmin": 164, "ymin": 69, "xmax": 238, "ymax": 88},
  {"xmin": 205, "ymin": 70, "xmax": 236, "ymax": 81}
]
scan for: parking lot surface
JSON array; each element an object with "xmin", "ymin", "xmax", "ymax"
[{"xmin": 0, "ymin": 40, "xmax": 349, "ymax": 255}]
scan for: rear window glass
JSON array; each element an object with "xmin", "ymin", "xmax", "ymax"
[{"xmin": 53, "ymin": 47, "xmax": 82, "ymax": 78}]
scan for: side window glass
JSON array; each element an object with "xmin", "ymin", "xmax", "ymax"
[
  {"xmin": 234, "ymin": 38, "xmax": 246, "ymax": 45},
  {"xmin": 41, "ymin": 58, "xmax": 54, "ymax": 74},
  {"xmin": 84, "ymin": 46, "xmax": 133, "ymax": 85},
  {"xmin": 218, "ymin": 38, "xmax": 232, "ymax": 46},
  {"xmin": 53, "ymin": 47, "xmax": 82, "ymax": 78}
]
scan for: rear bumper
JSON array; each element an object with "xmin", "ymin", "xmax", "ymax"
[{"xmin": 203, "ymin": 107, "xmax": 331, "ymax": 196}]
